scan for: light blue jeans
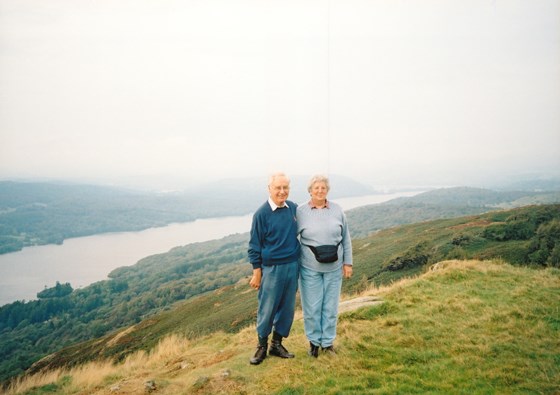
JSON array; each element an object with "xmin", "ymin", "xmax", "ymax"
[
  {"xmin": 299, "ymin": 265, "xmax": 343, "ymax": 348},
  {"xmin": 256, "ymin": 261, "xmax": 299, "ymax": 339}
]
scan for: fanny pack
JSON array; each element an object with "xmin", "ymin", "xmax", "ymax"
[{"xmin": 303, "ymin": 243, "xmax": 341, "ymax": 263}]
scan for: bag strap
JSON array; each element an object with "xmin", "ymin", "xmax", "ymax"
[
  {"xmin": 301, "ymin": 242, "xmax": 341, "ymax": 252},
  {"xmin": 302, "ymin": 242, "xmax": 341, "ymax": 247}
]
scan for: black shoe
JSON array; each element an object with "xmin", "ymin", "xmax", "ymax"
[
  {"xmin": 308, "ymin": 342, "xmax": 319, "ymax": 358},
  {"xmin": 250, "ymin": 345, "xmax": 267, "ymax": 365},
  {"xmin": 269, "ymin": 341, "xmax": 295, "ymax": 358},
  {"xmin": 322, "ymin": 345, "xmax": 336, "ymax": 355}
]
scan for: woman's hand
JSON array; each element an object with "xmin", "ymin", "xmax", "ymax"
[
  {"xmin": 250, "ymin": 268, "xmax": 262, "ymax": 289},
  {"xmin": 343, "ymin": 264, "xmax": 353, "ymax": 279}
]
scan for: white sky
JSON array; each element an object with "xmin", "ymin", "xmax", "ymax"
[{"xmin": 1, "ymin": 0, "xmax": 559, "ymax": 190}]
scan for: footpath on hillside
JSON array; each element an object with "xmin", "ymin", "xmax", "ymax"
[{"xmin": 338, "ymin": 296, "xmax": 383, "ymax": 313}]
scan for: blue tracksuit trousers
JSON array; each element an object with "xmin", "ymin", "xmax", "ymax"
[{"xmin": 256, "ymin": 260, "xmax": 299, "ymax": 339}]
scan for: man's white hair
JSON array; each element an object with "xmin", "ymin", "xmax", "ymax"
[{"xmin": 268, "ymin": 172, "xmax": 290, "ymax": 186}]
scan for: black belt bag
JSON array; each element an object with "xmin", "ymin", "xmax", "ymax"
[{"xmin": 304, "ymin": 243, "xmax": 341, "ymax": 263}]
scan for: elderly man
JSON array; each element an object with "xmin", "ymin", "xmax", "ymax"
[{"xmin": 247, "ymin": 172, "xmax": 301, "ymax": 365}]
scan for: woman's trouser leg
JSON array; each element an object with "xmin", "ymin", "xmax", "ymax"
[
  {"xmin": 320, "ymin": 267, "xmax": 343, "ymax": 347},
  {"xmin": 299, "ymin": 265, "xmax": 323, "ymax": 346}
]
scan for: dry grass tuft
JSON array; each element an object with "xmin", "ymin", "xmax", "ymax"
[{"xmin": 7, "ymin": 368, "xmax": 64, "ymax": 395}]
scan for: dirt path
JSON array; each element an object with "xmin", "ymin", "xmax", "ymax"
[{"xmin": 338, "ymin": 296, "xmax": 383, "ymax": 314}]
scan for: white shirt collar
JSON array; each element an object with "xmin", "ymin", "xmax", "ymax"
[{"xmin": 268, "ymin": 198, "xmax": 289, "ymax": 211}]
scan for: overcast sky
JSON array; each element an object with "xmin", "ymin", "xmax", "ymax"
[{"xmin": 1, "ymin": 0, "xmax": 559, "ymax": 190}]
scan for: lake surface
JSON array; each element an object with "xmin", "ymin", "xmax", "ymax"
[{"xmin": 0, "ymin": 191, "xmax": 420, "ymax": 305}]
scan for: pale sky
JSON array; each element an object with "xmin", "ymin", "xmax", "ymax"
[{"xmin": 1, "ymin": 0, "xmax": 559, "ymax": 190}]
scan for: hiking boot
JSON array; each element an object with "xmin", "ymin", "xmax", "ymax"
[
  {"xmin": 249, "ymin": 345, "xmax": 267, "ymax": 365},
  {"xmin": 308, "ymin": 342, "xmax": 319, "ymax": 358},
  {"xmin": 269, "ymin": 340, "xmax": 295, "ymax": 358},
  {"xmin": 322, "ymin": 345, "xmax": 336, "ymax": 355}
]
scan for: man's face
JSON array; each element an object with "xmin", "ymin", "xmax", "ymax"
[{"xmin": 269, "ymin": 176, "xmax": 290, "ymax": 207}]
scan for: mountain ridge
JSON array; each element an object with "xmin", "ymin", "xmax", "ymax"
[{"xmin": 0, "ymin": 175, "xmax": 374, "ymax": 254}]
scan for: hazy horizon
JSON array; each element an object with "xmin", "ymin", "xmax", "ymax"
[{"xmin": 1, "ymin": 0, "xmax": 559, "ymax": 191}]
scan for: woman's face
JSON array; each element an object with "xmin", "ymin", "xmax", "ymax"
[{"xmin": 310, "ymin": 181, "xmax": 328, "ymax": 202}]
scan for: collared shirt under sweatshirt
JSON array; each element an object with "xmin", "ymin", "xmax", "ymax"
[{"xmin": 248, "ymin": 199, "xmax": 300, "ymax": 269}]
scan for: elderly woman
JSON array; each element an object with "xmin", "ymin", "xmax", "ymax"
[{"xmin": 297, "ymin": 175, "xmax": 353, "ymax": 357}]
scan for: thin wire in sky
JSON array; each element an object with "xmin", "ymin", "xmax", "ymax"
[{"xmin": 326, "ymin": 0, "xmax": 331, "ymax": 176}]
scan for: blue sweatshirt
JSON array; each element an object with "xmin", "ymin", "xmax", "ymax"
[{"xmin": 248, "ymin": 200, "xmax": 301, "ymax": 269}]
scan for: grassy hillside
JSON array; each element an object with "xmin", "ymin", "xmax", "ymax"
[
  {"xmin": 6, "ymin": 203, "xmax": 558, "ymax": 388},
  {"xmin": 0, "ymin": 234, "xmax": 252, "ymax": 383},
  {"xmin": 7, "ymin": 260, "xmax": 559, "ymax": 394},
  {"xmin": 23, "ymin": 280, "xmax": 259, "ymax": 374},
  {"xmin": 344, "ymin": 203, "xmax": 560, "ymax": 291}
]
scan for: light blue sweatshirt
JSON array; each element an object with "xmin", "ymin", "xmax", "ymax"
[{"xmin": 296, "ymin": 201, "xmax": 353, "ymax": 273}]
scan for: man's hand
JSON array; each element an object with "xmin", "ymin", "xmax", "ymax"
[{"xmin": 250, "ymin": 268, "xmax": 262, "ymax": 289}]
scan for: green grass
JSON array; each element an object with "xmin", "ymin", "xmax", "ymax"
[{"xmin": 239, "ymin": 261, "xmax": 559, "ymax": 395}]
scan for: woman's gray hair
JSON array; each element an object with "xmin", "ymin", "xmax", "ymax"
[{"xmin": 307, "ymin": 174, "xmax": 330, "ymax": 193}]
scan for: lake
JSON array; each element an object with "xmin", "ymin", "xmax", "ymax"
[{"xmin": 0, "ymin": 191, "xmax": 420, "ymax": 305}]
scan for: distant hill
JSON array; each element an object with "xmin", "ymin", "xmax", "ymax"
[
  {"xmin": 347, "ymin": 186, "xmax": 560, "ymax": 238},
  {"xmin": 191, "ymin": 173, "xmax": 376, "ymax": 204},
  {"xmin": 9, "ymin": 259, "xmax": 559, "ymax": 394},
  {"xmin": 2, "ymin": 203, "xmax": 558, "ymax": 386},
  {"xmin": 0, "ymin": 175, "xmax": 373, "ymax": 254},
  {"xmin": 495, "ymin": 175, "xmax": 560, "ymax": 192}
]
